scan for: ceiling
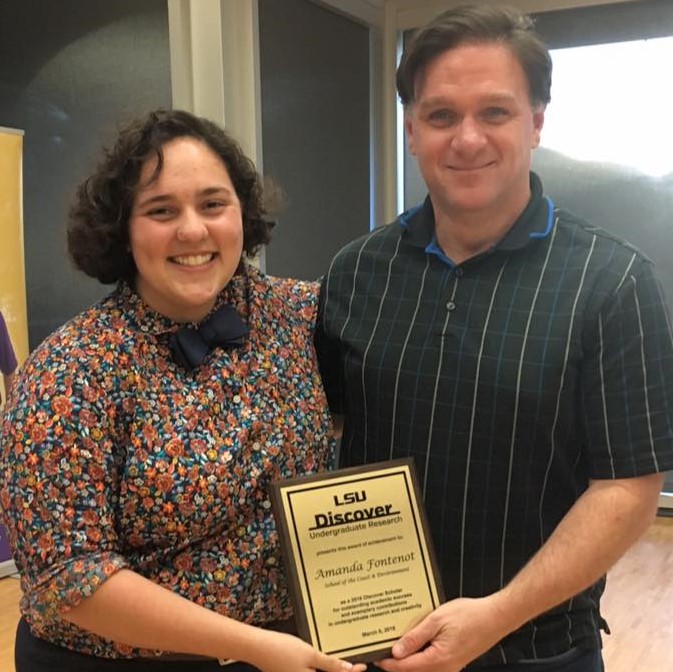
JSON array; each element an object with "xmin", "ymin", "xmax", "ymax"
[{"xmin": 314, "ymin": 0, "xmax": 641, "ymax": 29}]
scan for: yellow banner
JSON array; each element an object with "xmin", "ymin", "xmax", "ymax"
[{"xmin": 0, "ymin": 128, "xmax": 28, "ymax": 405}]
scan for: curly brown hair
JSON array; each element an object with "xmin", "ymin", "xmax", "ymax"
[{"xmin": 67, "ymin": 109, "xmax": 274, "ymax": 284}]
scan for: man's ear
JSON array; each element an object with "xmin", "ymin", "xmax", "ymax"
[
  {"xmin": 404, "ymin": 110, "xmax": 417, "ymax": 156},
  {"xmin": 531, "ymin": 105, "xmax": 545, "ymax": 149}
]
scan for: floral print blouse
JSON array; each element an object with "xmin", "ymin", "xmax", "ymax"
[{"xmin": 0, "ymin": 264, "xmax": 335, "ymax": 658}]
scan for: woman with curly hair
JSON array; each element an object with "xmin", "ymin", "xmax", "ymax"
[{"xmin": 0, "ymin": 109, "xmax": 361, "ymax": 672}]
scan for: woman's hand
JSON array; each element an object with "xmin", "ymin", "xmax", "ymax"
[{"xmin": 248, "ymin": 630, "xmax": 367, "ymax": 672}]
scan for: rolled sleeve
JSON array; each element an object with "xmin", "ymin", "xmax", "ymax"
[{"xmin": 0, "ymin": 352, "xmax": 128, "ymax": 623}]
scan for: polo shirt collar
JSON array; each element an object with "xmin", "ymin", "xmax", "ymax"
[{"xmin": 399, "ymin": 172, "xmax": 554, "ymax": 257}]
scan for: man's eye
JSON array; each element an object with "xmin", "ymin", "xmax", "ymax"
[
  {"xmin": 483, "ymin": 107, "xmax": 509, "ymax": 121},
  {"xmin": 428, "ymin": 110, "xmax": 456, "ymax": 124}
]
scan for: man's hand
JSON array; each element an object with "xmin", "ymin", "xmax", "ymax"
[{"xmin": 375, "ymin": 595, "xmax": 511, "ymax": 672}]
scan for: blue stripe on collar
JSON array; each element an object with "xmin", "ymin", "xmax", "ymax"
[
  {"xmin": 398, "ymin": 203, "xmax": 423, "ymax": 229},
  {"xmin": 425, "ymin": 236, "xmax": 456, "ymax": 267},
  {"xmin": 529, "ymin": 196, "xmax": 555, "ymax": 239}
]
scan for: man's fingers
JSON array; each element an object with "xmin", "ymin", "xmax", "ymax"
[
  {"xmin": 375, "ymin": 654, "xmax": 417, "ymax": 672},
  {"xmin": 377, "ymin": 648, "xmax": 455, "ymax": 672},
  {"xmin": 392, "ymin": 614, "xmax": 436, "ymax": 659}
]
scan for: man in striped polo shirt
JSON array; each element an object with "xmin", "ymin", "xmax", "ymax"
[{"xmin": 316, "ymin": 5, "xmax": 673, "ymax": 672}]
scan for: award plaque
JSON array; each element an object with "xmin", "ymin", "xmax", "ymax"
[{"xmin": 270, "ymin": 458, "xmax": 443, "ymax": 663}]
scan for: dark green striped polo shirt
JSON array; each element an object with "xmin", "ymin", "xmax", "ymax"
[{"xmin": 316, "ymin": 172, "xmax": 673, "ymax": 666}]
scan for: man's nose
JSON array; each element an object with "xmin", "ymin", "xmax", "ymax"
[{"xmin": 452, "ymin": 117, "xmax": 487, "ymax": 151}]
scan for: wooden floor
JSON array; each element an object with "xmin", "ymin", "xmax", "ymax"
[
  {"xmin": 1, "ymin": 517, "xmax": 672, "ymax": 671},
  {"xmin": 0, "ymin": 573, "xmax": 20, "ymax": 671},
  {"xmin": 600, "ymin": 515, "xmax": 673, "ymax": 671}
]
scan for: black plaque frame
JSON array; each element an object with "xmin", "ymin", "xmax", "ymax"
[{"xmin": 270, "ymin": 458, "xmax": 444, "ymax": 663}]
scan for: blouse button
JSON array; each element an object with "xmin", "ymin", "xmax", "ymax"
[
  {"xmin": 233, "ymin": 394, "xmax": 241, "ymax": 404},
  {"xmin": 252, "ymin": 442, "xmax": 261, "ymax": 451},
  {"xmin": 446, "ymin": 301, "xmax": 456, "ymax": 311}
]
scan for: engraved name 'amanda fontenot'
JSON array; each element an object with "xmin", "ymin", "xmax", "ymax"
[{"xmin": 314, "ymin": 551, "xmax": 416, "ymax": 579}]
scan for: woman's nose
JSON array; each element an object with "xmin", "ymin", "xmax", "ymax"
[{"xmin": 176, "ymin": 210, "xmax": 208, "ymax": 241}]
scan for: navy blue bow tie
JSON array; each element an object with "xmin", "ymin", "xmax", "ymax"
[{"xmin": 169, "ymin": 304, "xmax": 248, "ymax": 370}]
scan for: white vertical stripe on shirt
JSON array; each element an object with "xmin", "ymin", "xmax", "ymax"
[
  {"xmin": 388, "ymin": 257, "xmax": 431, "ymax": 460},
  {"xmin": 459, "ymin": 261, "xmax": 507, "ymax": 596},
  {"xmin": 334, "ymin": 229, "xmax": 387, "ymax": 342},
  {"xmin": 654, "ymin": 279, "xmax": 673, "ymax": 350},
  {"xmin": 597, "ymin": 316, "xmax": 616, "ymax": 478},
  {"xmin": 359, "ymin": 235, "xmax": 402, "ymax": 460},
  {"xmin": 614, "ymin": 252, "xmax": 636, "ymax": 293},
  {"xmin": 500, "ymin": 224, "xmax": 558, "ymax": 588},
  {"xmin": 539, "ymin": 235, "xmax": 597, "ymax": 541},
  {"xmin": 630, "ymin": 275, "xmax": 659, "ymax": 469},
  {"xmin": 421, "ymin": 278, "xmax": 458, "ymax": 497},
  {"xmin": 324, "ymin": 229, "xmax": 389, "ymax": 463}
]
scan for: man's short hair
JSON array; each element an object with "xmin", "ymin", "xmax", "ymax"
[{"xmin": 396, "ymin": 4, "xmax": 552, "ymax": 109}]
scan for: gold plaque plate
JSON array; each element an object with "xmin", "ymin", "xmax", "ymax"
[{"xmin": 270, "ymin": 458, "xmax": 443, "ymax": 663}]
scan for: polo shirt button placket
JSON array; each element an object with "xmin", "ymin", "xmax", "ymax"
[{"xmin": 447, "ymin": 267, "xmax": 463, "ymax": 311}]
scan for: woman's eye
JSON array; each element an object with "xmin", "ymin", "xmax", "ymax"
[
  {"xmin": 204, "ymin": 200, "xmax": 225, "ymax": 210},
  {"xmin": 147, "ymin": 207, "xmax": 173, "ymax": 218}
]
